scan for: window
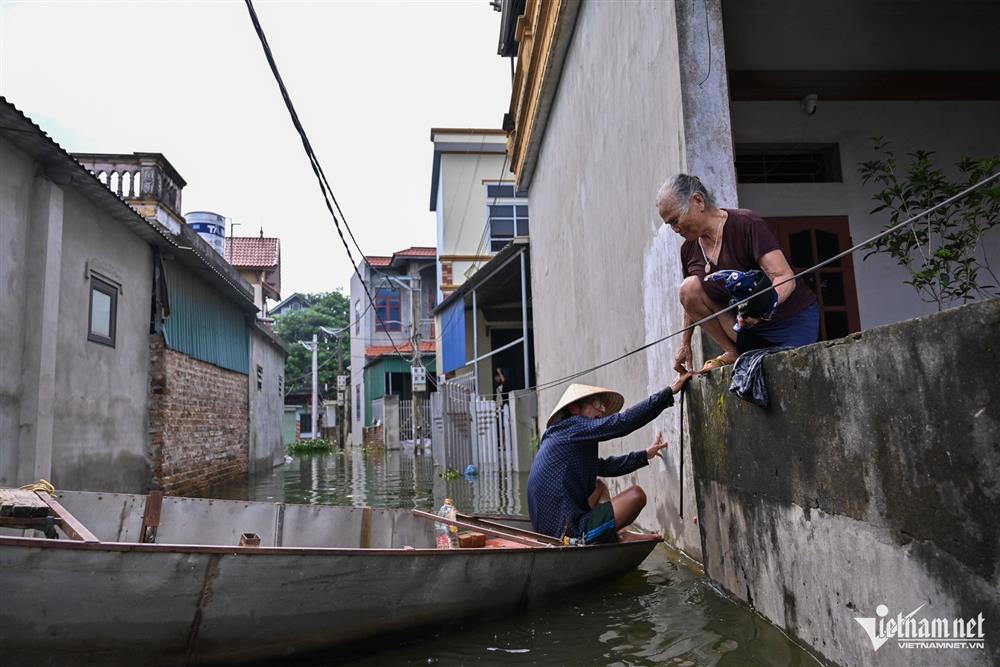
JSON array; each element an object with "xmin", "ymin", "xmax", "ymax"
[
  {"xmin": 735, "ymin": 143, "xmax": 842, "ymax": 184},
  {"xmin": 88, "ymin": 276, "xmax": 118, "ymax": 347},
  {"xmin": 256, "ymin": 365, "xmax": 263, "ymax": 391},
  {"xmin": 278, "ymin": 375, "xmax": 284, "ymax": 397},
  {"xmin": 354, "ymin": 300, "xmax": 361, "ymax": 335},
  {"xmin": 374, "ymin": 288, "xmax": 401, "ymax": 332},
  {"xmin": 485, "ymin": 182, "xmax": 529, "ymax": 252},
  {"xmin": 355, "ymin": 384, "xmax": 361, "ymax": 421}
]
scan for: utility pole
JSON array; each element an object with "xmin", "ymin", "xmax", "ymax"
[
  {"xmin": 311, "ymin": 332, "xmax": 318, "ymax": 439},
  {"xmin": 409, "ymin": 270, "xmax": 424, "ymax": 447},
  {"xmin": 336, "ymin": 334, "xmax": 344, "ymax": 447}
]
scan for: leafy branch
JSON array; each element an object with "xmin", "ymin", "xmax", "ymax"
[{"xmin": 859, "ymin": 138, "xmax": 1000, "ymax": 309}]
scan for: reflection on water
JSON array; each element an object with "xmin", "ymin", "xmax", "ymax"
[
  {"xmin": 211, "ymin": 445, "xmax": 528, "ymax": 516},
  {"xmin": 207, "ymin": 446, "xmax": 814, "ymax": 666}
]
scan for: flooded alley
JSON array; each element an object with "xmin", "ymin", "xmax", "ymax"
[{"xmin": 209, "ymin": 447, "xmax": 815, "ymax": 666}]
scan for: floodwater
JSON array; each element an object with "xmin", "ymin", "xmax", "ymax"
[{"xmin": 208, "ymin": 447, "xmax": 816, "ymax": 666}]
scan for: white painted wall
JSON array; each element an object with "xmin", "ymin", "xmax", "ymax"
[
  {"xmin": 526, "ymin": 1, "xmax": 703, "ymax": 555},
  {"xmin": 732, "ymin": 100, "xmax": 1000, "ymax": 329}
]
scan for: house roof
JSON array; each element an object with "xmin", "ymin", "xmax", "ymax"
[
  {"xmin": 363, "ymin": 246, "xmax": 436, "ymax": 271},
  {"xmin": 225, "ymin": 236, "xmax": 280, "ymax": 268},
  {"xmin": 272, "ymin": 292, "xmax": 307, "ymax": 313},
  {"xmin": 0, "ymin": 96, "xmax": 256, "ymax": 312},
  {"xmin": 394, "ymin": 246, "xmax": 436, "ymax": 258},
  {"xmin": 365, "ymin": 341, "xmax": 436, "ymax": 359},
  {"xmin": 429, "ymin": 129, "xmax": 508, "ymax": 211}
]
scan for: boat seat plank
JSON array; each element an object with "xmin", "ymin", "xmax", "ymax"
[
  {"xmin": 36, "ymin": 492, "xmax": 100, "ymax": 543},
  {"xmin": 0, "ymin": 488, "xmax": 50, "ymax": 518},
  {"xmin": 411, "ymin": 510, "xmax": 552, "ymax": 548}
]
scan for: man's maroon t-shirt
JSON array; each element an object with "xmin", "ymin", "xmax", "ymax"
[{"xmin": 680, "ymin": 208, "xmax": 815, "ymax": 323}]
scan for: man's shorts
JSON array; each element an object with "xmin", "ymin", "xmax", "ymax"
[{"xmin": 584, "ymin": 502, "xmax": 617, "ymax": 544}]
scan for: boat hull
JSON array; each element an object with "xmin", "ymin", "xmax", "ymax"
[{"xmin": 0, "ymin": 514, "xmax": 657, "ymax": 665}]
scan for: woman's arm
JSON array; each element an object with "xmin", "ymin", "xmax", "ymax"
[{"xmin": 758, "ymin": 249, "xmax": 796, "ymax": 305}]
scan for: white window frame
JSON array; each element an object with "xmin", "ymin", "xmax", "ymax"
[{"xmin": 484, "ymin": 181, "xmax": 529, "ymax": 253}]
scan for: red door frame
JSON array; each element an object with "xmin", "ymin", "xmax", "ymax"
[{"xmin": 765, "ymin": 216, "xmax": 862, "ymax": 339}]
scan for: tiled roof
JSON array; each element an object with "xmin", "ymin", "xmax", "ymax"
[
  {"xmin": 365, "ymin": 341, "xmax": 436, "ymax": 358},
  {"xmin": 393, "ymin": 246, "xmax": 436, "ymax": 258},
  {"xmin": 225, "ymin": 237, "xmax": 280, "ymax": 268},
  {"xmin": 366, "ymin": 256, "xmax": 392, "ymax": 267}
]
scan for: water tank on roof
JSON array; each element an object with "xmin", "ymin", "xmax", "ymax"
[{"xmin": 185, "ymin": 211, "xmax": 226, "ymax": 256}]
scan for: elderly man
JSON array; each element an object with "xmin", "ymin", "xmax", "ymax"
[
  {"xmin": 655, "ymin": 174, "xmax": 819, "ymax": 373},
  {"xmin": 526, "ymin": 373, "xmax": 691, "ymax": 544}
]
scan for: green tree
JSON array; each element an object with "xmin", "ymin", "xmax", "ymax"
[
  {"xmin": 859, "ymin": 138, "xmax": 999, "ymax": 309},
  {"xmin": 274, "ymin": 291, "xmax": 350, "ymax": 398}
]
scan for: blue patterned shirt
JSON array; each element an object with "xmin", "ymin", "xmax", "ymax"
[{"xmin": 526, "ymin": 388, "xmax": 675, "ymax": 539}]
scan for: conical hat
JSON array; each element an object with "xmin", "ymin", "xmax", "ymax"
[{"xmin": 546, "ymin": 383, "xmax": 625, "ymax": 427}]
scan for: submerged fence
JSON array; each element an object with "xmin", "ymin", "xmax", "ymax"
[{"xmin": 431, "ymin": 380, "xmax": 524, "ymax": 475}]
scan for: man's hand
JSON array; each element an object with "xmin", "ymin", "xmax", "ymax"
[
  {"xmin": 674, "ymin": 343, "xmax": 693, "ymax": 374},
  {"xmin": 670, "ymin": 371, "xmax": 693, "ymax": 395},
  {"xmin": 647, "ymin": 431, "xmax": 668, "ymax": 460}
]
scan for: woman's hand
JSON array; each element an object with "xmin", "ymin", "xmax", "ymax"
[
  {"xmin": 674, "ymin": 343, "xmax": 693, "ymax": 374},
  {"xmin": 647, "ymin": 431, "xmax": 668, "ymax": 460},
  {"xmin": 671, "ymin": 371, "xmax": 693, "ymax": 394}
]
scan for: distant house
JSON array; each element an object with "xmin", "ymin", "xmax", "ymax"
[
  {"xmin": 0, "ymin": 96, "xmax": 287, "ymax": 496},
  {"xmin": 348, "ymin": 246, "xmax": 437, "ymax": 445},
  {"xmin": 429, "ymin": 129, "xmax": 534, "ymax": 398},
  {"xmin": 270, "ymin": 292, "xmax": 308, "ymax": 318},
  {"xmin": 225, "ymin": 234, "xmax": 281, "ymax": 318}
]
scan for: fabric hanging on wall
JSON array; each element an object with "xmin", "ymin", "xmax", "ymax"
[{"xmin": 729, "ymin": 346, "xmax": 791, "ymax": 408}]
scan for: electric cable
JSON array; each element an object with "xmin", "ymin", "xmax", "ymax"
[
  {"xmin": 244, "ymin": 0, "xmax": 429, "ymax": 380},
  {"xmin": 527, "ymin": 170, "xmax": 1000, "ymax": 395}
]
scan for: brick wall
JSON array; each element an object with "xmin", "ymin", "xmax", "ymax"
[
  {"xmin": 148, "ymin": 335, "xmax": 249, "ymax": 496},
  {"xmin": 440, "ymin": 261, "xmax": 453, "ymax": 287}
]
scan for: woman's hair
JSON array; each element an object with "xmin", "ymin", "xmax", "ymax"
[{"xmin": 656, "ymin": 174, "xmax": 716, "ymax": 213}]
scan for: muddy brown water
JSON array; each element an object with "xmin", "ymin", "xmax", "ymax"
[{"xmin": 208, "ymin": 447, "xmax": 815, "ymax": 666}]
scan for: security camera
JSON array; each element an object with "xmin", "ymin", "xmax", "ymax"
[{"xmin": 801, "ymin": 94, "xmax": 819, "ymax": 116}]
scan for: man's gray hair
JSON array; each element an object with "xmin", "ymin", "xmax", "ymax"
[{"xmin": 656, "ymin": 174, "xmax": 717, "ymax": 213}]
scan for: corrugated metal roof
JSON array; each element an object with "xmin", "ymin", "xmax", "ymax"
[{"xmin": 225, "ymin": 237, "xmax": 280, "ymax": 268}]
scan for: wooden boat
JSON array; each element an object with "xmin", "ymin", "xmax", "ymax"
[{"xmin": 0, "ymin": 488, "xmax": 660, "ymax": 666}]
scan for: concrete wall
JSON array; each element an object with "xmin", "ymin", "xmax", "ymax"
[
  {"xmin": 0, "ymin": 136, "xmax": 36, "ymax": 485},
  {"xmin": 525, "ymin": 0, "xmax": 704, "ymax": 556},
  {"xmin": 0, "ymin": 136, "xmax": 153, "ymax": 492},
  {"xmin": 249, "ymin": 327, "xmax": 287, "ymax": 473},
  {"xmin": 436, "ymin": 149, "xmax": 510, "ymax": 297},
  {"xmin": 732, "ymin": 100, "xmax": 1000, "ymax": 331},
  {"xmin": 686, "ymin": 299, "xmax": 999, "ymax": 667}
]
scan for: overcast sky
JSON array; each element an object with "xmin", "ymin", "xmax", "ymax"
[{"xmin": 0, "ymin": 0, "xmax": 511, "ymax": 296}]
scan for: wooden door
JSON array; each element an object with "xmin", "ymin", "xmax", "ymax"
[{"xmin": 765, "ymin": 217, "xmax": 861, "ymax": 340}]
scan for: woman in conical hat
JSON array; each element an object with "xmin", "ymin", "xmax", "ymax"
[{"xmin": 526, "ymin": 372, "xmax": 692, "ymax": 544}]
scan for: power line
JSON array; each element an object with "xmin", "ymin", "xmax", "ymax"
[
  {"xmin": 527, "ymin": 170, "xmax": 1000, "ymax": 395},
  {"xmin": 244, "ymin": 0, "xmax": 431, "ymax": 385}
]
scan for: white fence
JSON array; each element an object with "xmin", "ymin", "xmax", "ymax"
[
  {"xmin": 399, "ymin": 398, "xmax": 432, "ymax": 443},
  {"xmin": 431, "ymin": 380, "xmax": 522, "ymax": 475}
]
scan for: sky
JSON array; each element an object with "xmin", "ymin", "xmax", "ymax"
[{"xmin": 0, "ymin": 0, "xmax": 512, "ymax": 296}]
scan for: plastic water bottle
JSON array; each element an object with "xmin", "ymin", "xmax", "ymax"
[{"xmin": 435, "ymin": 498, "xmax": 458, "ymax": 549}]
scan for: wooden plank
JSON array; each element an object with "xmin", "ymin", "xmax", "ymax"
[
  {"xmin": 411, "ymin": 510, "xmax": 551, "ymax": 548},
  {"xmin": 141, "ymin": 490, "xmax": 163, "ymax": 543},
  {"xmin": 457, "ymin": 513, "xmax": 565, "ymax": 545},
  {"xmin": 0, "ymin": 488, "xmax": 50, "ymax": 518},
  {"xmin": 35, "ymin": 491, "xmax": 100, "ymax": 543}
]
